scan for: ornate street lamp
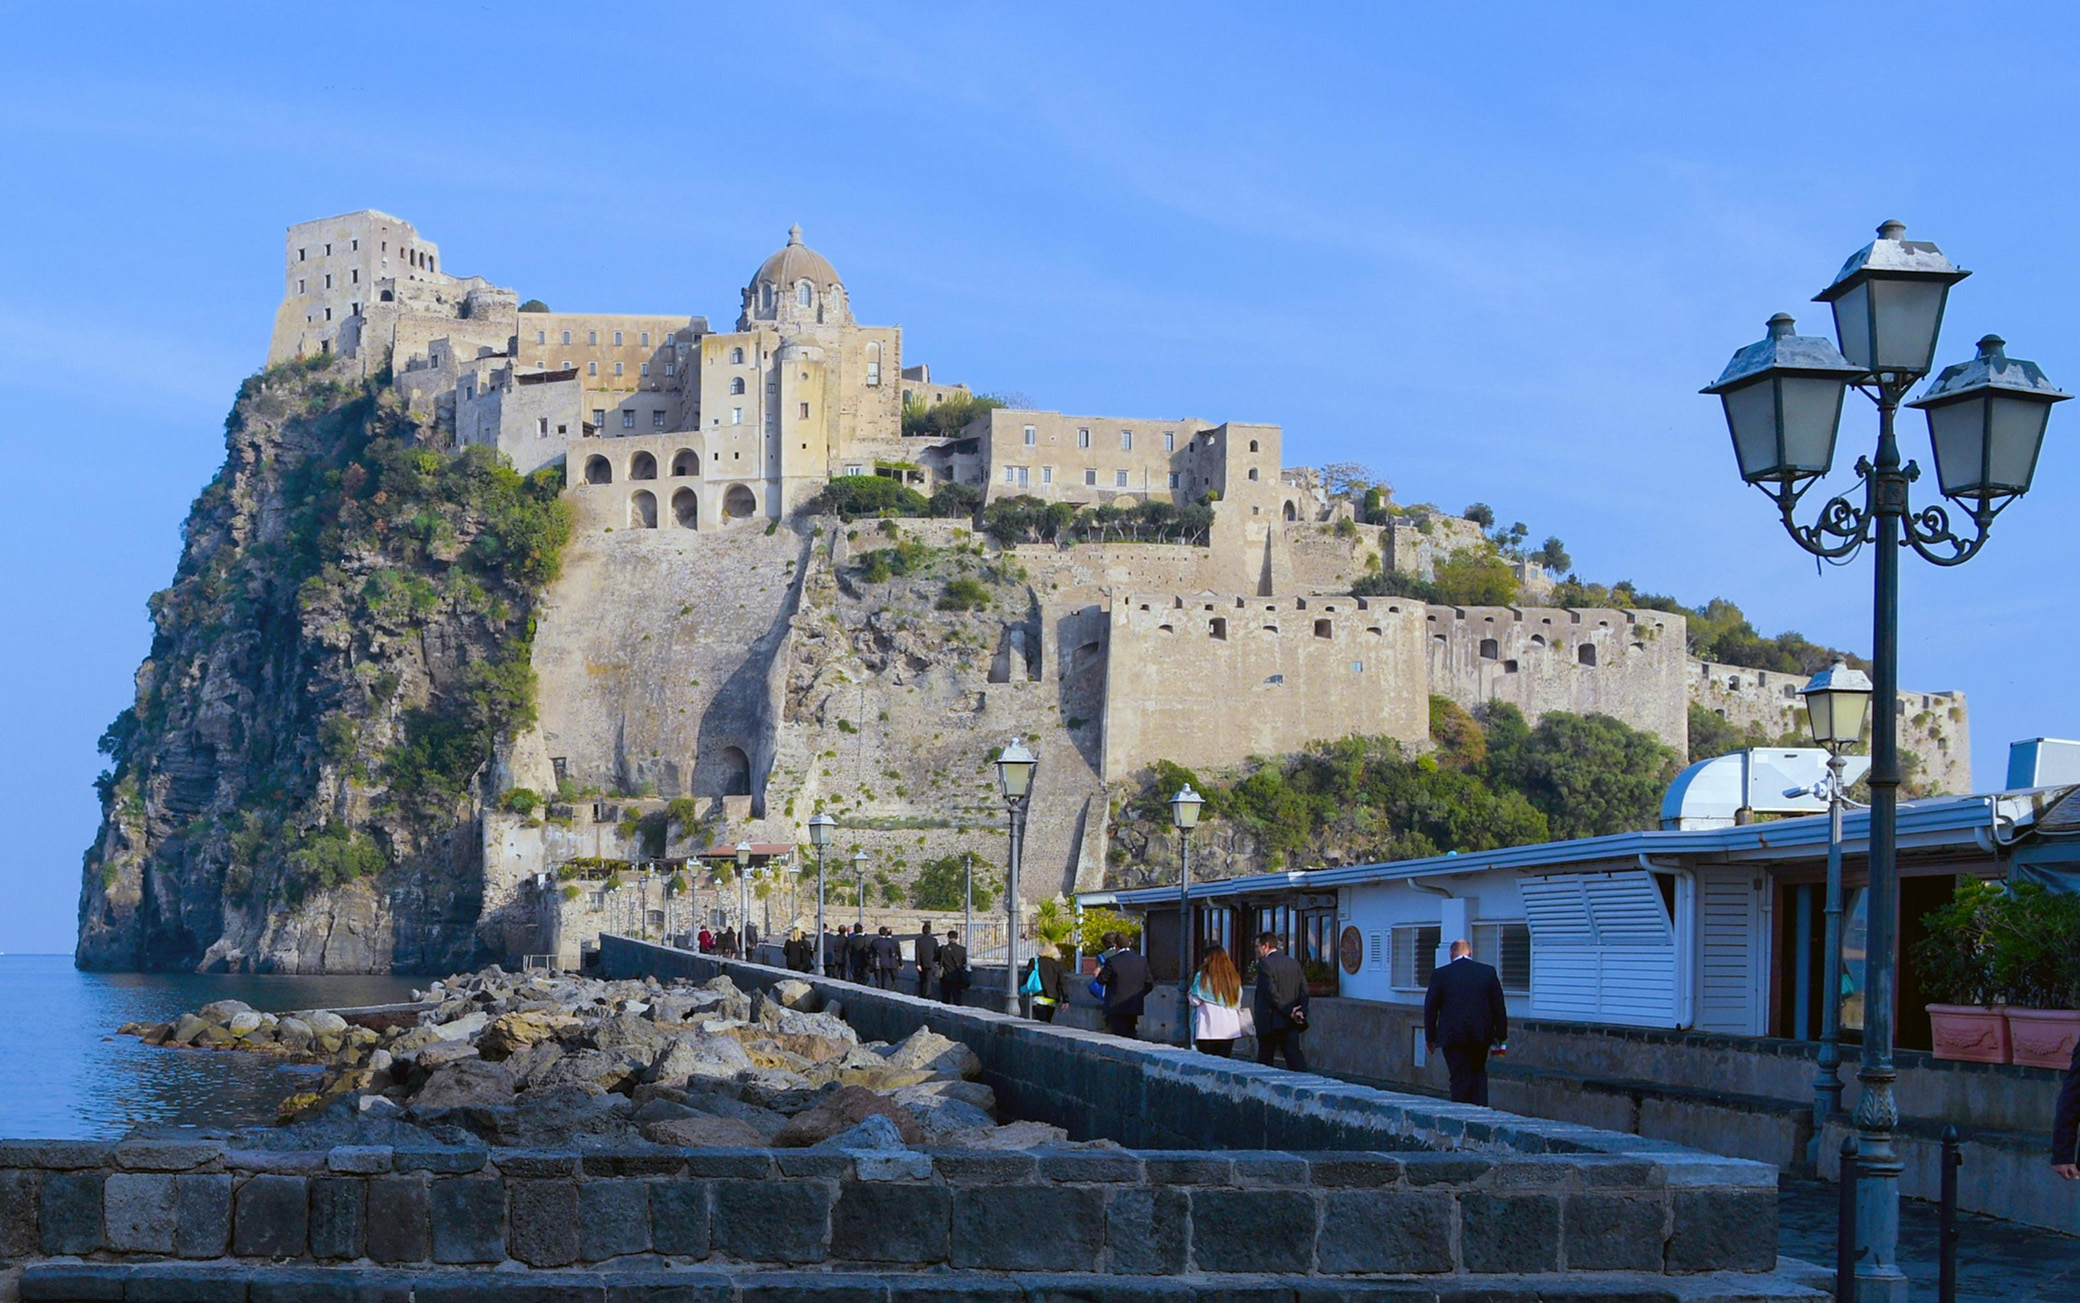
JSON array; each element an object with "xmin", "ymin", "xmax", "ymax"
[
  {"xmin": 1706, "ymin": 220, "xmax": 2063, "ymax": 1303},
  {"xmin": 993, "ymin": 738, "xmax": 1038, "ymax": 1015},
  {"xmin": 735, "ymin": 840, "xmax": 752, "ymax": 954},
  {"xmin": 1799, "ymin": 660, "xmax": 1874, "ymax": 1149},
  {"xmin": 853, "ymin": 849, "xmax": 869, "ymax": 928},
  {"xmin": 1169, "ymin": 783, "xmax": 1204, "ymax": 1045},
  {"xmin": 807, "ymin": 812, "xmax": 835, "ymax": 975}
]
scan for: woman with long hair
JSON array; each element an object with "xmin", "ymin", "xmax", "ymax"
[{"xmin": 1188, "ymin": 944, "xmax": 1244, "ymax": 1056}]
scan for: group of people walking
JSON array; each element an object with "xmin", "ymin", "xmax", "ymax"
[
  {"xmin": 1088, "ymin": 931, "xmax": 1313, "ymax": 1069},
  {"xmin": 693, "ymin": 923, "xmax": 756, "ymax": 959},
  {"xmin": 780, "ymin": 921, "xmax": 974, "ymax": 1005}
]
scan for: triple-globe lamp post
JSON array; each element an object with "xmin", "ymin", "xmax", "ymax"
[
  {"xmin": 807, "ymin": 812, "xmax": 835, "ymax": 974},
  {"xmin": 734, "ymin": 840, "xmax": 752, "ymax": 954},
  {"xmin": 993, "ymin": 738, "xmax": 1038, "ymax": 1014},
  {"xmin": 1704, "ymin": 220, "xmax": 2066, "ymax": 1303},
  {"xmin": 1169, "ymin": 784, "xmax": 1204, "ymax": 1045}
]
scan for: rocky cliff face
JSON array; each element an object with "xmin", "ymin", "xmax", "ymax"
[{"xmin": 78, "ymin": 357, "xmax": 570, "ymax": 973}]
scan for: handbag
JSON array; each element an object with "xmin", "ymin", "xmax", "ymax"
[
  {"xmin": 1088, "ymin": 976, "xmax": 1107, "ymax": 1000},
  {"xmin": 1021, "ymin": 965, "xmax": 1043, "ymax": 996}
]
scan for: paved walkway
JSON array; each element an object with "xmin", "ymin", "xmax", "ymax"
[{"xmin": 1777, "ymin": 1177, "xmax": 2079, "ymax": 1302}]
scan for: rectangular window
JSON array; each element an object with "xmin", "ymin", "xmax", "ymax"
[
  {"xmin": 324, "ymin": 242, "xmax": 332, "ymax": 255},
  {"xmin": 640, "ymin": 363, "xmax": 650, "ymax": 378},
  {"xmin": 1473, "ymin": 922, "xmax": 1533, "ymax": 993},
  {"xmin": 1023, "ymin": 424, "xmax": 1037, "ymax": 446},
  {"xmin": 731, "ymin": 407, "xmax": 743, "ymax": 425},
  {"xmin": 350, "ymin": 302, "xmax": 360, "ymax": 316},
  {"xmin": 640, "ymin": 332, "xmax": 650, "ymax": 347},
  {"xmin": 1004, "ymin": 466, "xmax": 1019, "ymax": 484},
  {"xmin": 1168, "ymin": 472, "xmax": 1180, "ymax": 488},
  {"xmin": 799, "ymin": 402, "xmax": 810, "ymax": 419},
  {"xmin": 844, "ymin": 464, "xmax": 863, "ymax": 476},
  {"xmin": 621, "ymin": 410, "xmax": 635, "ymax": 429},
  {"xmin": 592, "ymin": 409, "xmax": 606, "ymax": 427},
  {"xmin": 613, "ymin": 330, "xmax": 623, "ymax": 346},
  {"xmin": 1085, "ymin": 469, "xmax": 1098, "ymax": 486},
  {"xmin": 296, "ymin": 278, "xmax": 306, "ymax": 294},
  {"xmin": 1392, "ymin": 924, "xmax": 1442, "ymax": 990},
  {"xmin": 1115, "ymin": 469, "xmax": 1129, "ymax": 487},
  {"xmin": 1121, "ymin": 429, "xmax": 1133, "ymax": 450},
  {"xmin": 323, "ymin": 273, "xmax": 332, "ymax": 289},
  {"xmin": 1041, "ymin": 466, "xmax": 1053, "ymax": 485},
  {"xmin": 1164, "ymin": 431, "xmax": 1175, "ymax": 451},
  {"xmin": 1078, "ymin": 428, "xmax": 1091, "ymax": 448},
  {"xmin": 298, "ymin": 248, "xmax": 306, "ymax": 261},
  {"xmin": 323, "ymin": 307, "xmax": 332, "ymax": 321},
  {"xmin": 664, "ymin": 361, "xmax": 675, "ymax": 377},
  {"xmin": 614, "ymin": 362, "xmax": 624, "ymax": 377},
  {"xmin": 588, "ymin": 361, "xmax": 598, "ymax": 376},
  {"xmin": 536, "ymin": 329, "xmax": 546, "ymax": 344},
  {"xmin": 562, "ymin": 360, "xmax": 573, "ymax": 370},
  {"xmin": 866, "ymin": 362, "xmax": 880, "ymax": 385},
  {"xmin": 350, "ymin": 268, "xmax": 359, "ymax": 285},
  {"xmin": 588, "ymin": 331, "xmax": 598, "ymax": 345},
  {"xmin": 562, "ymin": 331, "xmax": 572, "ymax": 345},
  {"xmin": 652, "ymin": 410, "xmax": 666, "ymax": 429},
  {"xmin": 535, "ymin": 417, "xmax": 549, "ymax": 436},
  {"xmin": 350, "ymin": 237, "xmax": 358, "ymax": 251}
]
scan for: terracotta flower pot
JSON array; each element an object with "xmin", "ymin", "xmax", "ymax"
[
  {"xmin": 2004, "ymin": 1007, "xmax": 2080, "ymax": 1070},
  {"xmin": 1925, "ymin": 1004, "xmax": 2011, "ymax": 1064}
]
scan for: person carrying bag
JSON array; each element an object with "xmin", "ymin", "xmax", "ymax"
[{"xmin": 1187, "ymin": 944, "xmax": 1244, "ymax": 1056}]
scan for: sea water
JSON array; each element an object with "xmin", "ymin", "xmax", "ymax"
[{"xmin": 0, "ymin": 953, "xmax": 420, "ymax": 1138}]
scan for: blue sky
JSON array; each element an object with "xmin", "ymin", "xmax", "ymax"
[{"xmin": 3, "ymin": 4, "xmax": 2076, "ymax": 955}]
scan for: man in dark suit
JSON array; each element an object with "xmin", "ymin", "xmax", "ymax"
[
  {"xmin": 871, "ymin": 927, "xmax": 901, "ymax": 989},
  {"xmin": 1424, "ymin": 938, "xmax": 1509, "ymax": 1106},
  {"xmin": 822, "ymin": 926, "xmax": 844, "ymax": 978},
  {"xmin": 1097, "ymin": 931, "xmax": 1154, "ymax": 1039},
  {"xmin": 938, "ymin": 929, "xmax": 969, "ymax": 1006},
  {"xmin": 1252, "ymin": 932, "xmax": 1310, "ymax": 1072},
  {"xmin": 913, "ymin": 924, "xmax": 940, "ymax": 999},
  {"xmin": 2053, "ymin": 1038, "xmax": 2080, "ymax": 1180},
  {"xmin": 845, "ymin": 924, "xmax": 871, "ymax": 983}
]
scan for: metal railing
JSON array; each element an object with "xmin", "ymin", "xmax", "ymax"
[{"xmin": 1837, "ymin": 1127, "xmax": 1963, "ymax": 1303}]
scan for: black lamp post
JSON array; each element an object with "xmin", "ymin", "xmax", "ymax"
[
  {"xmin": 1705, "ymin": 221, "xmax": 2065, "ymax": 1303},
  {"xmin": 993, "ymin": 738, "xmax": 1038, "ymax": 1015},
  {"xmin": 734, "ymin": 841, "xmax": 752, "ymax": 952},
  {"xmin": 1169, "ymin": 783, "xmax": 1204, "ymax": 1044},
  {"xmin": 852, "ymin": 850, "xmax": 868, "ymax": 928},
  {"xmin": 807, "ymin": 812, "xmax": 834, "ymax": 974},
  {"xmin": 1798, "ymin": 659, "xmax": 1874, "ymax": 1151}
]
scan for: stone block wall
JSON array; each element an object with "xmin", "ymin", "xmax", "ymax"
[{"xmin": 1689, "ymin": 659, "xmax": 1971, "ymax": 793}]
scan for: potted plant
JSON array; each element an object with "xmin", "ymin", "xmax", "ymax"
[
  {"xmin": 1911, "ymin": 878, "xmax": 2009, "ymax": 1064},
  {"xmin": 1989, "ymin": 883, "xmax": 2080, "ymax": 1070},
  {"xmin": 1301, "ymin": 957, "xmax": 1339, "ymax": 998}
]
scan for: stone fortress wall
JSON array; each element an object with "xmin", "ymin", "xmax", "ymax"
[
  {"xmin": 254, "ymin": 211, "xmax": 1972, "ymax": 961},
  {"xmin": 1692, "ymin": 658, "xmax": 1971, "ymax": 794}
]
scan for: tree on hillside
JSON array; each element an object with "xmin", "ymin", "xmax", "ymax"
[
  {"xmin": 1463, "ymin": 502, "xmax": 1496, "ymax": 528},
  {"xmin": 909, "ymin": 853, "xmax": 997, "ymax": 912},
  {"xmin": 1481, "ymin": 703, "xmax": 1679, "ymax": 841}
]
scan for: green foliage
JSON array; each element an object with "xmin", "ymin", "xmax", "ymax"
[
  {"xmin": 901, "ymin": 391, "xmax": 1004, "ymax": 437},
  {"xmin": 979, "ymin": 495, "xmax": 1213, "ymax": 547},
  {"xmin": 287, "ymin": 826, "xmax": 386, "ymax": 893},
  {"xmin": 1686, "ymin": 702, "xmax": 1805, "ymax": 759},
  {"xmin": 519, "ymin": 299, "xmax": 550, "ymax": 313},
  {"xmin": 1353, "ymin": 546, "xmax": 1518, "ymax": 607},
  {"xmin": 1550, "ymin": 581, "xmax": 1861, "ymax": 674},
  {"xmin": 836, "ymin": 718, "xmax": 858, "ymax": 734},
  {"xmin": 1078, "ymin": 907, "xmax": 1141, "ymax": 955},
  {"xmin": 1912, "ymin": 877, "xmax": 2006, "ymax": 1006},
  {"xmin": 1533, "ymin": 536, "xmax": 1571, "ymax": 572},
  {"xmin": 1463, "ymin": 502, "xmax": 1495, "ymax": 528},
  {"xmin": 501, "ymin": 787, "xmax": 541, "ymax": 815},
  {"xmin": 855, "ymin": 538, "xmax": 936, "ymax": 583},
  {"xmin": 937, "ymin": 577, "xmax": 991, "ymax": 611},
  {"xmin": 1914, "ymin": 878, "xmax": 2080, "ymax": 1009},
  {"xmin": 909, "ymin": 854, "xmax": 998, "ymax": 911},
  {"xmin": 927, "ymin": 482, "xmax": 984, "ymax": 519},
  {"xmin": 1128, "ymin": 703, "xmax": 1675, "ymax": 870},
  {"xmin": 813, "ymin": 474, "xmax": 930, "ymax": 519}
]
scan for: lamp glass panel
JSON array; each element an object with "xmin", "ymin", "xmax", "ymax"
[
  {"xmin": 1777, "ymin": 376, "xmax": 1847, "ymax": 474},
  {"xmin": 1804, "ymin": 692, "xmax": 1834, "ymax": 744},
  {"xmin": 1926, "ymin": 400, "xmax": 1989, "ymax": 498},
  {"xmin": 1829, "ymin": 282, "xmax": 1873, "ymax": 371},
  {"xmin": 1868, "ymin": 278, "xmax": 1948, "ymax": 374},
  {"xmin": 997, "ymin": 759, "xmax": 1034, "ymax": 799},
  {"xmin": 1835, "ymin": 689, "xmax": 1871, "ymax": 744},
  {"xmin": 1985, "ymin": 394, "xmax": 2053, "ymax": 494},
  {"xmin": 1171, "ymin": 792, "xmax": 1203, "ymax": 830},
  {"xmin": 1722, "ymin": 379, "xmax": 1782, "ymax": 481}
]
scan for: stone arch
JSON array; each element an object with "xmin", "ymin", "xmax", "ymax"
[
  {"xmin": 1283, "ymin": 500, "xmax": 1297, "ymax": 521},
  {"xmin": 584, "ymin": 454, "xmax": 612, "ymax": 484},
  {"xmin": 630, "ymin": 451, "xmax": 657, "ymax": 480},
  {"xmin": 731, "ymin": 345, "xmax": 746, "ymax": 364},
  {"xmin": 723, "ymin": 484, "xmax": 757, "ymax": 519},
  {"xmin": 672, "ymin": 449, "xmax": 700, "ymax": 477},
  {"xmin": 672, "ymin": 488, "xmax": 698, "ymax": 528},
  {"xmin": 1249, "ymin": 439, "xmax": 1260, "ymax": 452},
  {"xmin": 718, "ymin": 745, "xmax": 752, "ymax": 796},
  {"xmin": 629, "ymin": 490, "xmax": 658, "ymax": 529},
  {"xmin": 730, "ymin": 376, "xmax": 746, "ymax": 395}
]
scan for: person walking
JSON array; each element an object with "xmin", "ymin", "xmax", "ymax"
[
  {"xmin": 697, "ymin": 927, "xmax": 714, "ymax": 954},
  {"xmin": 1026, "ymin": 944, "xmax": 1069, "ymax": 1022},
  {"xmin": 1188, "ymin": 944, "xmax": 1244, "ymax": 1056},
  {"xmin": 1097, "ymin": 931, "xmax": 1154, "ymax": 1039},
  {"xmin": 744, "ymin": 921, "xmax": 759, "ymax": 960},
  {"xmin": 913, "ymin": 923, "xmax": 940, "ymax": 1000},
  {"xmin": 783, "ymin": 927, "xmax": 813, "ymax": 973},
  {"xmin": 938, "ymin": 928, "xmax": 970, "ymax": 1006},
  {"xmin": 2053, "ymin": 1038, "xmax": 2080, "ymax": 1179},
  {"xmin": 716, "ymin": 926, "xmax": 737, "ymax": 960},
  {"xmin": 845, "ymin": 923, "xmax": 871, "ymax": 984},
  {"xmin": 822, "ymin": 926, "xmax": 844, "ymax": 978},
  {"xmin": 871, "ymin": 926, "xmax": 901, "ymax": 990},
  {"xmin": 1252, "ymin": 932, "xmax": 1310, "ymax": 1071},
  {"xmin": 1423, "ymin": 938, "xmax": 1508, "ymax": 1106}
]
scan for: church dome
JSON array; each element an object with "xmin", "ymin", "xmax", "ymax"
[{"xmin": 750, "ymin": 224, "xmax": 841, "ymax": 295}]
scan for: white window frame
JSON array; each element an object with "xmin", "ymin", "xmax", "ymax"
[
  {"xmin": 1473, "ymin": 921, "xmax": 1533, "ymax": 994},
  {"xmin": 1391, "ymin": 923, "xmax": 1442, "ymax": 991}
]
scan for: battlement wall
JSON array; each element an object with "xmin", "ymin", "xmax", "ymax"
[
  {"xmin": 1101, "ymin": 593, "xmax": 1429, "ymax": 781},
  {"xmin": 1424, "ymin": 605, "xmax": 1690, "ymax": 755},
  {"xmin": 1689, "ymin": 658, "xmax": 1971, "ymax": 792}
]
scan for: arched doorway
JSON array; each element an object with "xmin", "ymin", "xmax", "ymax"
[
  {"xmin": 1283, "ymin": 500, "xmax": 1298, "ymax": 521},
  {"xmin": 584, "ymin": 455, "xmax": 612, "ymax": 484},
  {"xmin": 630, "ymin": 451, "xmax": 657, "ymax": 480},
  {"xmin": 719, "ymin": 746, "xmax": 751, "ymax": 796},
  {"xmin": 671, "ymin": 449, "xmax": 699, "ymax": 477},
  {"xmin": 630, "ymin": 490, "xmax": 657, "ymax": 528},
  {"xmin": 723, "ymin": 484, "xmax": 757, "ymax": 520},
  {"xmin": 672, "ymin": 488, "xmax": 698, "ymax": 528}
]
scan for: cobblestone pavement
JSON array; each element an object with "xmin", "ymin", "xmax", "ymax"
[{"xmin": 1777, "ymin": 1176, "xmax": 2080, "ymax": 1302}]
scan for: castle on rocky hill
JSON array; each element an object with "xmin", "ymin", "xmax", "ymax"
[{"xmin": 168, "ymin": 211, "xmax": 1967, "ymax": 967}]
